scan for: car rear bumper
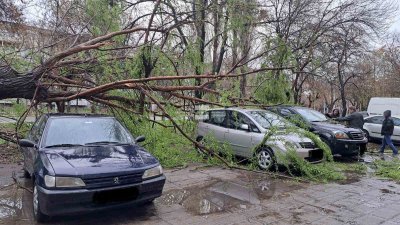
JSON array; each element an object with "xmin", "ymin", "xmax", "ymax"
[{"xmin": 37, "ymin": 175, "xmax": 166, "ymax": 216}]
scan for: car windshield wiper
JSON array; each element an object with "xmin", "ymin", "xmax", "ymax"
[
  {"xmin": 84, "ymin": 141, "xmax": 127, "ymax": 146},
  {"xmin": 44, "ymin": 144, "xmax": 83, "ymax": 148}
]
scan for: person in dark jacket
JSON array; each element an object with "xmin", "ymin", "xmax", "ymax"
[
  {"xmin": 380, "ymin": 110, "xmax": 398, "ymax": 158},
  {"xmin": 335, "ymin": 106, "xmax": 366, "ymax": 156},
  {"xmin": 335, "ymin": 106, "xmax": 364, "ymax": 129}
]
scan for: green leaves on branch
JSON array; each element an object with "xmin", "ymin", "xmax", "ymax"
[
  {"xmin": 86, "ymin": 0, "xmax": 122, "ymax": 37},
  {"xmin": 254, "ymin": 70, "xmax": 292, "ymax": 104}
]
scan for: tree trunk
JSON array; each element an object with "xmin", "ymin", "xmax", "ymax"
[
  {"xmin": 0, "ymin": 73, "xmax": 47, "ymax": 100},
  {"xmin": 138, "ymin": 47, "xmax": 154, "ymax": 114},
  {"xmin": 193, "ymin": 0, "xmax": 207, "ymax": 99},
  {"xmin": 338, "ymin": 64, "xmax": 347, "ymax": 117}
]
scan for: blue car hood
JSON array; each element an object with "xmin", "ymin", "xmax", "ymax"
[{"xmin": 42, "ymin": 144, "xmax": 159, "ymax": 176}]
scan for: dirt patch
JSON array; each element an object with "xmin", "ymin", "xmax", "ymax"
[
  {"xmin": 337, "ymin": 172, "xmax": 362, "ymax": 185},
  {"xmin": 0, "ymin": 144, "xmax": 22, "ymax": 164},
  {"xmin": 380, "ymin": 188, "xmax": 400, "ymax": 195}
]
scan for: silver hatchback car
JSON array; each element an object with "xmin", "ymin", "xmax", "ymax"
[{"xmin": 196, "ymin": 108, "xmax": 323, "ymax": 169}]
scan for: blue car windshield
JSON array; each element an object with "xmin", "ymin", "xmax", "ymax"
[
  {"xmin": 248, "ymin": 111, "xmax": 289, "ymax": 129},
  {"xmin": 43, "ymin": 117, "xmax": 133, "ymax": 147}
]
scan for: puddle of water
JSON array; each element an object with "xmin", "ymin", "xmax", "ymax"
[
  {"xmin": 0, "ymin": 207, "xmax": 14, "ymax": 219},
  {"xmin": 157, "ymin": 174, "xmax": 305, "ymax": 216},
  {"xmin": 156, "ymin": 184, "xmax": 246, "ymax": 215},
  {"xmin": 0, "ymin": 186, "xmax": 26, "ymax": 220},
  {"xmin": 181, "ymin": 191, "xmax": 230, "ymax": 215},
  {"xmin": 210, "ymin": 181, "xmax": 260, "ymax": 204}
]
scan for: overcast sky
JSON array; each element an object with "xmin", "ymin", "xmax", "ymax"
[
  {"xmin": 389, "ymin": 1, "xmax": 400, "ymax": 33},
  {"xmin": 21, "ymin": 0, "xmax": 400, "ymax": 35}
]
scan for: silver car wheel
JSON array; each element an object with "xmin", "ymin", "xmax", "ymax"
[
  {"xmin": 258, "ymin": 150, "xmax": 272, "ymax": 169},
  {"xmin": 33, "ymin": 185, "xmax": 38, "ymax": 216}
]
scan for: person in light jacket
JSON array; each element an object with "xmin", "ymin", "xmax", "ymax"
[{"xmin": 380, "ymin": 110, "xmax": 398, "ymax": 158}]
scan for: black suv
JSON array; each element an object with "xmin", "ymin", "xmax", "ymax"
[{"xmin": 267, "ymin": 106, "xmax": 367, "ymax": 157}]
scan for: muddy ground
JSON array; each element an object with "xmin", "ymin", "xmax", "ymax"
[
  {"xmin": 1, "ymin": 163, "xmax": 400, "ymax": 225},
  {"xmin": 0, "ymin": 143, "xmax": 22, "ymax": 164}
]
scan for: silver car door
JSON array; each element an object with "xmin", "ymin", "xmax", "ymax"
[
  {"xmin": 392, "ymin": 118, "xmax": 400, "ymax": 142},
  {"xmin": 369, "ymin": 116, "xmax": 384, "ymax": 138},
  {"xmin": 206, "ymin": 110, "xmax": 229, "ymax": 144},
  {"xmin": 224, "ymin": 111, "xmax": 256, "ymax": 157},
  {"xmin": 363, "ymin": 117, "xmax": 375, "ymax": 138},
  {"xmin": 197, "ymin": 111, "xmax": 210, "ymax": 138}
]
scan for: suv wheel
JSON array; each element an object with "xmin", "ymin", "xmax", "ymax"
[
  {"xmin": 257, "ymin": 148, "xmax": 275, "ymax": 170},
  {"xmin": 33, "ymin": 183, "xmax": 49, "ymax": 222}
]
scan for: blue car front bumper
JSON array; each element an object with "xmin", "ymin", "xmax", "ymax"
[{"xmin": 37, "ymin": 175, "xmax": 166, "ymax": 216}]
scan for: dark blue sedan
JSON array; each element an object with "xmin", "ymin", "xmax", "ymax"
[{"xmin": 19, "ymin": 114, "xmax": 165, "ymax": 222}]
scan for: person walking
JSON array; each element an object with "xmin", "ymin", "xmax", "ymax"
[{"xmin": 380, "ymin": 110, "xmax": 398, "ymax": 159}]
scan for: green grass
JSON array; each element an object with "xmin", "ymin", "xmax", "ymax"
[
  {"xmin": 332, "ymin": 162, "xmax": 367, "ymax": 174},
  {"xmin": 374, "ymin": 160, "xmax": 400, "ymax": 181}
]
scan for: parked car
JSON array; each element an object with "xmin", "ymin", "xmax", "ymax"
[
  {"xmin": 19, "ymin": 114, "xmax": 165, "ymax": 222},
  {"xmin": 363, "ymin": 115, "xmax": 400, "ymax": 143},
  {"xmin": 359, "ymin": 111, "xmax": 369, "ymax": 118},
  {"xmin": 196, "ymin": 108, "xmax": 323, "ymax": 170},
  {"xmin": 267, "ymin": 106, "xmax": 368, "ymax": 157}
]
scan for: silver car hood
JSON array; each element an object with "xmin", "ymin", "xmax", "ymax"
[
  {"xmin": 270, "ymin": 132, "xmax": 311, "ymax": 143},
  {"xmin": 265, "ymin": 132, "xmax": 314, "ymax": 151}
]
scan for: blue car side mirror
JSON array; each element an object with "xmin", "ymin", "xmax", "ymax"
[
  {"xmin": 135, "ymin": 136, "xmax": 146, "ymax": 143},
  {"xmin": 19, "ymin": 139, "xmax": 36, "ymax": 148}
]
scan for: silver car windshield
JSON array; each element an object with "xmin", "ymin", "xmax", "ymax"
[
  {"xmin": 248, "ymin": 111, "xmax": 288, "ymax": 129},
  {"xmin": 43, "ymin": 117, "xmax": 133, "ymax": 147}
]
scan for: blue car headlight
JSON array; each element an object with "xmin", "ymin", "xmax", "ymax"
[
  {"xmin": 44, "ymin": 175, "xmax": 85, "ymax": 188},
  {"xmin": 142, "ymin": 165, "xmax": 163, "ymax": 179}
]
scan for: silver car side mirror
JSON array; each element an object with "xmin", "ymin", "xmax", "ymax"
[{"xmin": 240, "ymin": 124, "xmax": 249, "ymax": 131}]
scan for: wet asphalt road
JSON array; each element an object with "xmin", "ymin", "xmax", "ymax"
[{"xmin": 1, "ymin": 163, "xmax": 400, "ymax": 225}]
